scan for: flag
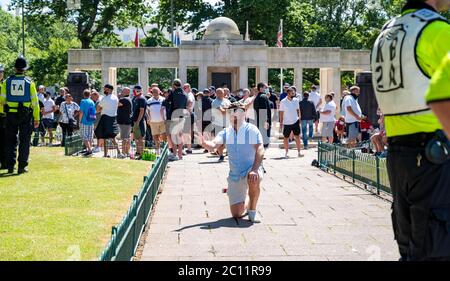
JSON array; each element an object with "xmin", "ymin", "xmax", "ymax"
[
  {"xmin": 245, "ymin": 21, "xmax": 250, "ymax": 41},
  {"xmin": 277, "ymin": 19, "xmax": 283, "ymax": 48},
  {"xmin": 134, "ymin": 28, "xmax": 140, "ymax": 48},
  {"xmin": 173, "ymin": 24, "xmax": 181, "ymax": 47}
]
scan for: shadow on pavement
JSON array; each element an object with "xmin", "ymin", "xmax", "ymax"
[{"xmin": 174, "ymin": 217, "xmax": 253, "ymax": 232}]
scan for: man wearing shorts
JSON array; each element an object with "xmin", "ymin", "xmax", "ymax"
[
  {"xmin": 343, "ymin": 86, "xmax": 364, "ymax": 148},
  {"xmin": 279, "ymin": 87, "xmax": 303, "ymax": 158},
  {"xmin": 197, "ymin": 103, "xmax": 265, "ymax": 223},
  {"xmin": 78, "ymin": 89, "xmax": 96, "ymax": 156},
  {"xmin": 95, "ymin": 84, "xmax": 120, "ymax": 158},
  {"xmin": 132, "ymin": 85, "xmax": 147, "ymax": 159},
  {"xmin": 211, "ymin": 88, "xmax": 231, "ymax": 162},
  {"xmin": 147, "ymin": 86, "xmax": 166, "ymax": 154},
  {"xmin": 320, "ymin": 93, "xmax": 337, "ymax": 144},
  {"xmin": 40, "ymin": 92, "xmax": 56, "ymax": 146}
]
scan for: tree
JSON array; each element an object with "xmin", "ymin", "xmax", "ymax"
[{"xmin": 11, "ymin": 0, "xmax": 151, "ymax": 49}]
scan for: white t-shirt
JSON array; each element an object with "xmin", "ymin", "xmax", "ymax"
[
  {"xmin": 99, "ymin": 94, "xmax": 119, "ymax": 117},
  {"xmin": 308, "ymin": 91, "xmax": 321, "ymax": 109},
  {"xmin": 320, "ymin": 101, "xmax": 337, "ymax": 123},
  {"xmin": 279, "ymin": 97, "xmax": 300, "ymax": 125},
  {"xmin": 147, "ymin": 96, "xmax": 165, "ymax": 123},
  {"xmin": 343, "ymin": 95, "xmax": 362, "ymax": 123},
  {"xmin": 38, "ymin": 93, "xmax": 45, "ymax": 103},
  {"xmin": 186, "ymin": 92, "xmax": 195, "ymax": 113},
  {"xmin": 42, "ymin": 98, "xmax": 55, "ymax": 119}
]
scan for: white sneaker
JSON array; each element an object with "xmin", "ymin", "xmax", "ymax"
[
  {"xmin": 248, "ymin": 210, "xmax": 261, "ymax": 223},
  {"xmin": 298, "ymin": 152, "xmax": 304, "ymax": 158},
  {"xmin": 285, "ymin": 152, "xmax": 289, "ymax": 159},
  {"xmin": 92, "ymin": 147, "xmax": 101, "ymax": 153}
]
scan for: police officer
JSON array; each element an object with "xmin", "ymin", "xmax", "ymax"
[
  {"xmin": 0, "ymin": 64, "xmax": 7, "ymax": 170},
  {"xmin": 0, "ymin": 56, "xmax": 40, "ymax": 174},
  {"xmin": 371, "ymin": 0, "xmax": 450, "ymax": 261}
]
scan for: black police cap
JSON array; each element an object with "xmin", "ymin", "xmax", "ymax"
[{"xmin": 14, "ymin": 56, "xmax": 28, "ymax": 70}]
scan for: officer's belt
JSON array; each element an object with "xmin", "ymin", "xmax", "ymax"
[{"xmin": 388, "ymin": 132, "xmax": 436, "ymax": 147}]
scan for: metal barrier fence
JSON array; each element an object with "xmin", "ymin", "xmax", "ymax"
[
  {"xmin": 317, "ymin": 141, "xmax": 391, "ymax": 195},
  {"xmin": 99, "ymin": 143, "xmax": 169, "ymax": 261},
  {"xmin": 64, "ymin": 134, "xmax": 84, "ymax": 156}
]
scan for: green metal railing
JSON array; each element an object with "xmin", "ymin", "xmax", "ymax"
[
  {"xmin": 99, "ymin": 143, "xmax": 169, "ymax": 261},
  {"xmin": 317, "ymin": 141, "xmax": 391, "ymax": 195},
  {"xmin": 64, "ymin": 134, "xmax": 84, "ymax": 156}
]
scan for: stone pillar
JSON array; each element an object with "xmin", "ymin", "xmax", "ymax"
[
  {"xmin": 199, "ymin": 65, "xmax": 208, "ymax": 90},
  {"xmin": 239, "ymin": 66, "xmax": 248, "ymax": 89},
  {"xmin": 258, "ymin": 66, "xmax": 268, "ymax": 84},
  {"xmin": 331, "ymin": 68, "xmax": 341, "ymax": 114},
  {"xmin": 320, "ymin": 68, "xmax": 341, "ymax": 114},
  {"xmin": 102, "ymin": 67, "xmax": 117, "ymax": 93},
  {"xmin": 139, "ymin": 67, "xmax": 149, "ymax": 94},
  {"xmin": 295, "ymin": 67, "xmax": 303, "ymax": 90},
  {"xmin": 178, "ymin": 65, "xmax": 187, "ymax": 84}
]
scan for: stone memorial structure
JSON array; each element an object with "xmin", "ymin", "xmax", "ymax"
[{"xmin": 68, "ymin": 17, "xmax": 370, "ymax": 106}]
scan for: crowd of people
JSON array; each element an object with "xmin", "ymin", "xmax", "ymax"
[{"xmin": 13, "ymin": 72, "xmax": 387, "ymax": 163}]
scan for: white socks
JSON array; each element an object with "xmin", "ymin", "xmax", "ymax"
[{"xmin": 248, "ymin": 210, "xmax": 261, "ymax": 223}]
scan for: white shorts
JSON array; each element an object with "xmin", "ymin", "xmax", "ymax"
[{"xmin": 227, "ymin": 167, "xmax": 264, "ymax": 206}]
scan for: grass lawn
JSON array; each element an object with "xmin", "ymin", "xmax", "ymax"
[{"xmin": 0, "ymin": 147, "xmax": 152, "ymax": 261}]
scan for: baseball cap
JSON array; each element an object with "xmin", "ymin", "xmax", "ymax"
[
  {"xmin": 192, "ymin": 88, "xmax": 198, "ymax": 94},
  {"xmin": 209, "ymin": 86, "xmax": 216, "ymax": 91},
  {"xmin": 283, "ymin": 83, "xmax": 290, "ymax": 88},
  {"xmin": 0, "ymin": 64, "xmax": 4, "ymax": 72},
  {"xmin": 134, "ymin": 85, "xmax": 142, "ymax": 90}
]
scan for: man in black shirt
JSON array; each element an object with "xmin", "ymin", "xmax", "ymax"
[
  {"xmin": 299, "ymin": 92, "xmax": 317, "ymax": 149},
  {"xmin": 132, "ymin": 85, "xmax": 147, "ymax": 159},
  {"xmin": 166, "ymin": 79, "xmax": 188, "ymax": 161},
  {"xmin": 117, "ymin": 87, "xmax": 133, "ymax": 157},
  {"xmin": 253, "ymin": 82, "xmax": 272, "ymax": 148}
]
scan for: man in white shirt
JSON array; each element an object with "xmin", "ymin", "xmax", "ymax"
[
  {"xmin": 182, "ymin": 83, "xmax": 195, "ymax": 154},
  {"xmin": 40, "ymin": 92, "xmax": 56, "ymax": 145},
  {"xmin": 37, "ymin": 85, "xmax": 46, "ymax": 103},
  {"xmin": 211, "ymin": 88, "xmax": 231, "ymax": 162},
  {"xmin": 343, "ymin": 86, "xmax": 363, "ymax": 147},
  {"xmin": 279, "ymin": 87, "xmax": 303, "ymax": 158},
  {"xmin": 308, "ymin": 85, "xmax": 322, "ymax": 134},
  {"xmin": 95, "ymin": 84, "xmax": 121, "ymax": 157},
  {"xmin": 147, "ymin": 87, "xmax": 166, "ymax": 154},
  {"xmin": 319, "ymin": 93, "xmax": 337, "ymax": 144}
]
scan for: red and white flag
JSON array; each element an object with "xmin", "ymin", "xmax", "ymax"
[
  {"xmin": 134, "ymin": 28, "xmax": 140, "ymax": 48},
  {"xmin": 277, "ymin": 20, "xmax": 283, "ymax": 48}
]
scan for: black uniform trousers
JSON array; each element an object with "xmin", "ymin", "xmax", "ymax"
[
  {"xmin": 387, "ymin": 134, "xmax": 450, "ymax": 261},
  {"xmin": 0, "ymin": 115, "xmax": 7, "ymax": 168},
  {"xmin": 5, "ymin": 112, "xmax": 33, "ymax": 170}
]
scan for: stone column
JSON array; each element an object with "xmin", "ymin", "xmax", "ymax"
[
  {"xmin": 320, "ymin": 68, "xmax": 341, "ymax": 113},
  {"xmin": 319, "ymin": 68, "xmax": 328, "ymax": 98},
  {"xmin": 139, "ymin": 67, "xmax": 149, "ymax": 94},
  {"xmin": 239, "ymin": 66, "xmax": 248, "ymax": 89},
  {"xmin": 295, "ymin": 67, "xmax": 303, "ymax": 90},
  {"xmin": 199, "ymin": 65, "xmax": 208, "ymax": 90},
  {"xmin": 178, "ymin": 65, "xmax": 187, "ymax": 84},
  {"xmin": 258, "ymin": 66, "xmax": 268, "ymax": 84},
  {"xmin": 102, "ymin": 67, "xmax": 117, "ymax": 93}
]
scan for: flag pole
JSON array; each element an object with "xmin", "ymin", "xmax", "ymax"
[{"xmin": 280, "ymin": 19, "xmax": 283, "ymax": 93}]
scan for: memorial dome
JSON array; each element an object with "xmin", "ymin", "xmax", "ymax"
[{"xmin": 203, "ymin": 17, "xmax": 242, "ymax": 40}]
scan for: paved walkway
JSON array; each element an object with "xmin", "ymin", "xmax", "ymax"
[{"xmin": 140, "ymin": 147, "xmax": 398, "ymax": 261}]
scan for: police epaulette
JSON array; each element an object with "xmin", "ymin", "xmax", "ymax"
[{"xmin": 413, "ymin": 8, "xmax": 445, "ymax": 22}]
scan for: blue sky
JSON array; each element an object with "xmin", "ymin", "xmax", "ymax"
[{"xmin": 0, "ymin": 0, "xmax": 9, "ymax": 10}]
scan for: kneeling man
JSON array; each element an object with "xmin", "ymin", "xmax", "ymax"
[{"xmin": 197, "ymin": 103, "xmax": 264, "ymax": 223}]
